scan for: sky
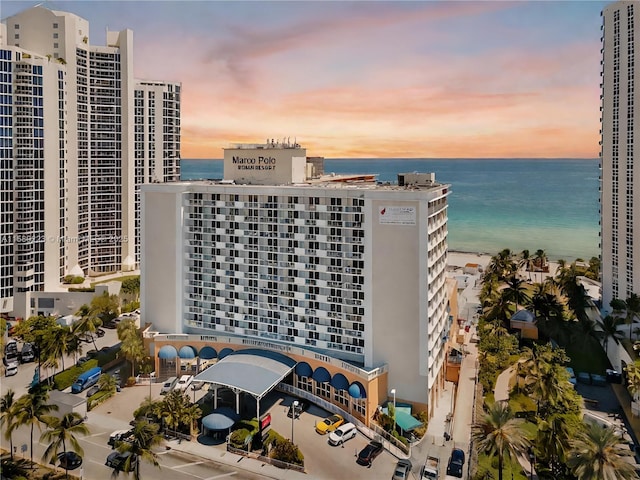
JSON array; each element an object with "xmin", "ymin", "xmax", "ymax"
[{"xmin": 3, "ymin": 0, "xmax": 610, "ymax": 158}]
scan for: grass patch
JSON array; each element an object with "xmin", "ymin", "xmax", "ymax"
[
  {"xmin": 565, "ymin": 337, "xmax": 611, "ymax": 374},
  {"xmin": 475, "ymin": 452, "xmax": 528, "ymax": 480}
]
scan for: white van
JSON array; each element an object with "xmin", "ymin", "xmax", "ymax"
[
  {"xmin": 328, "ymin": 422, "xmax": 357, "ymax": 446},
  {"xmin": 5, "ymin": 360, "xmax": 18, "ymax": 377},
  {"xmin": 160, "ymin": 376, "xmax": 178, "ymax": 395},
  {"xmin": 174, "ymin": 375, "xmax": 193, "ymax": 392}
]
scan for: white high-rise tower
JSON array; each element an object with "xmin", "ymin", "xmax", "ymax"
[
  {"xmin": 0, "ymin": 6, "xmax": 180, "ymax": 317},
  {"xmin": 601, "ymin": 1, "xmax": 640, "ymax": 310}
]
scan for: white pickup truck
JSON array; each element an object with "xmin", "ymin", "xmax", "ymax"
[{"xmin": 421, "ymin": 455, "xmax": 440, "ymax": 479}]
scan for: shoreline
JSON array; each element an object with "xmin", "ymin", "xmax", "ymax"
[{"xmin": 448, "ymin": 250, "xmax": 562, "ymax": 282}]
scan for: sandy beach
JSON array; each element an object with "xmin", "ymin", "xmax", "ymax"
[{"xmin": 447, "ymin": 250, "xmax": 561, "ymax": 283}]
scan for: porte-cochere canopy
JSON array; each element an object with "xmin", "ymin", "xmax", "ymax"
[{"xmin": 193, "ymin": 348, "xmax": 296, "ymax": 399}]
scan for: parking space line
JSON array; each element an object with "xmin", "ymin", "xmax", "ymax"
[{"xmin": 173, "ymin": 461, "xmax": 204, "ymax": 469}]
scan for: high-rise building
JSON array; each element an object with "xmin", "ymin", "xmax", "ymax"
[
  {"xmin": 0, "ymin": 6, "xmax": 180, "ymax": 316},
  {"xmin": 601, "ymin": 1, "xmax": 639, "ymax": 310},
  {"xmin": 142, "ymin": 142, "xmax": 452, "ymax": 421}
]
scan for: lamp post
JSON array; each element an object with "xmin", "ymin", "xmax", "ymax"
[
  {"xmin": 527, "ymin": 447, "xmax": 535, "ymax": 480},
  {"xmin": 390, "ymin": 388, "xmax": 396, "ymax": 433},
  {"xmin": 291, "ymin": 400, "xmax": 299, "ymax": 444}
]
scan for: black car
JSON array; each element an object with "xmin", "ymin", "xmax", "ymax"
[
  {"xmin": 56, "ymin": 451, "xmax": 83, "ymax": 470},
  {"xmin": 76, "ymin": 356, "xmax": 88, "ymax": 367},
  {"xmin": 106, "ymin": 451, "xmax": 138, "ymax": 472},
  {"xmin": 86, "ymin": 384, "xmax": 100, "ymax": 397},
  {"xmin": 446, "ymin": 447, "xmax": 465, "ymax": 478},
  {"xmin": 103, "ymin": 320, "xmax": 117, "ymax": 329},
  {"xmin": 287, "ymin": 400, "xmax": 309, "ymax": 419},
  {"xmin": 356, "ymin": 441, "xmax": 383, "ymax": 466}
]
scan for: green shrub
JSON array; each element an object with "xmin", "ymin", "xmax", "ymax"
[
  {"xmin": 270, "ymin": 438, "xmax": 304, "ymax": 466},
  {"xmin": 412, "ymin": 411, "xmax": 429, "ymax": 438},
  {"xmin": 391, "ymin": 430, "xmax": 409, "ymax": 445},
  {"xmin": 53, "ymin": 360, "xmax": 99, "ymax": 390},
  {"xmin": 121, "ymin": 301, "xmax": 140, "ymax": 313},
  {"xmin": 229, "ymin": 428, "xmax": 251, "ymax": 449},
  {"xmin": 62, "ymin": 275, "xmax": 84, "ymax": 284},
  {"xmin": 263, "ymin": 428, "xmax": 285, "ymax": 448},
  {"xmin": 87, "ymin": 390, "xmax": 114, "ymax": 410},
  {"xmin": 68, "ymin": 287, "xmax": 95, "ymax": 292}
]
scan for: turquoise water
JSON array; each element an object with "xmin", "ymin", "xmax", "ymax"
[{"xmin": 181, "ymin": 158, "xmax": 600, "ymax": 261}]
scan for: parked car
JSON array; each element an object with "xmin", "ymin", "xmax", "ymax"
[
  {"xmin": 446, "ymin": 447, "xmax": 465, "ymax": 478},
  {"xmin": 287, "ymin": 400, "xmax": 309, "ymax": 419},
  {"xmin": 103, "ymin": 320, "xmax": 117, "ymax": 329},
  {"xmin": 56, "ymin": 451, "xmax": 83, "ymax": 470},
  {"xmin": 160, "ymin": 376, "xmax": 178, "ymax": 395},
  {"xmin": 20, "ymin": 343, "xmax": 35, "ymax": 363},
  {"xmin": 108, "ymin": 429, "xmax": 134, "ymax": 448},
  {"xmin": 315, "ymin": 414, "xmax": 344, "ymax": 434},
  {"xmin": 86, "ymin": 385, "xmax": 100, "ymax": 397},
  {"xmin": 5, "ymin": 360, "xmax": 18, "ymax": 377},
  {"xmin": 392, "ymin": 459, "xmax": 413, "ymax": 480},
  {"xmin": 328, "ymin": 422, "xmax": 357, "ymax": 446},
  {"xmin": 86, "ymin": 350, "xmax": 98, "ymax": 359},
  {"xmin": 356, "ymin": 441, "xmax": 384, "ymax": 466},
  {"xmin": 76, "ymin": 356, "xmax": 88, "ymax": 367},
  {"xmin": 106, "ymin": 451, "xmax": 137, "ymax": 472},
  {"xmin": 174, "ymin": 374, "xmax": 193, "ymax": 392}
]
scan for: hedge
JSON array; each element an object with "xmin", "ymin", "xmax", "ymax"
[
  {"xmin": 53, "ymin": 359, "xmax": 99, "ymax": 390},
  {"xmin": 87, "ymin": 390, "xmax": 114, "ymax": 410}
]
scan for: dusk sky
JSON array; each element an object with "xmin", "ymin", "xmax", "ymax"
[{"xmin": 3, "ymin": 0, "xmax": 609, "ymax": 158}]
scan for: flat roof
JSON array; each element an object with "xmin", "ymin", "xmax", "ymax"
[{"xmin": 193, "ymin": 348, "xmax": 296, "ymax": 399}]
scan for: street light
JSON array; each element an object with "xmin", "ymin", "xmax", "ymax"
[
  {"xmin": 390, "ymin": 388, "xmax": 396, "ymax": 433},
  {"xmin": 291, "ymin": 400, "xmax": 299, "ymax": 444},
  {"xmin": 527, "ymin": 447, "xmax": 535, "ymax": 480}
]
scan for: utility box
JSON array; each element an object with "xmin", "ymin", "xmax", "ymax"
[{"xmin": 49, "ymin": 390, "xmax": 87, "ymax": 420}]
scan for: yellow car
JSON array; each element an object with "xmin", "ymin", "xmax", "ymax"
[{"xmin": 315, "ymin": 414, "xmax": 344, "ymax": 435}]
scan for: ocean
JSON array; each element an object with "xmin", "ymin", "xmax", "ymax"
[{"xmin": 180, "ymin": 158, "xmax": 600, "ymax": 262}]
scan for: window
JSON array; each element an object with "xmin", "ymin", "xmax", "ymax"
[
  {"xmin": 53, "ymin": 23, "xmax": 58, "ymax": 29},
  {"xmin": 53, "ymin": 43, "xmax": 58, "ymax": 49},
  {"xmin": 14, "ymin": 24, "xmax": 19, "ymax": 29},
  {"xmin": 53, "ymin": 33, "xmax": 58, "ymax": 39},
  {"xmin": 14, "ymin": 34, "xmax": 19, "ymax": 40}
]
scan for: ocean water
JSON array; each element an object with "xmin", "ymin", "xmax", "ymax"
[{"xmin": 181, "ymin": 158, "xmax": 600, "ymax": 261}]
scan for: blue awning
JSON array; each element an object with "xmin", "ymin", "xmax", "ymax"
[
  {"xmin": 218, "ymin": 348, "xmax": 234, "ymax": 359},
  {"xmin": 312, "ymin": 366, "xmax": 331, "ymax": 383},
  {"xmin": 178, "ymin": 345, "xmax": 197, "ymax": 359},
  {"xmin": 158, "ymin": 345, "xmax": 178, "ymax": 359},
  {"xmin": 199, "ymin": 346, "xmax": 217, "ymax": 360},
  {"xmin": 348, "ymin": 381, "xmax": 367, "ymax": 399},
  {"xmin": 202, "ymin": 408, "xmax": 239, "ymax": 431},
  {"xmin": 395, "ymin": 410, "xmax": 423, "ymax": 432},
  {"xmin": 294, "ymin": 361, "xmax": 312, "ymax": 378},
  {"xmin": 330, "ymin": 373, "xmax": 349, "ymax": 391}
]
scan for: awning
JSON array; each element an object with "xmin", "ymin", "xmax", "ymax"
[
  {"xmin": 395, "ymin": 410, "xmax": 423, "ymax": 432},
  {"xmin": 218, "ymin": 347, "xmax": 234, "ymax": 359},
  {"xmin": 348, "ymin": 381, "xmax": 367, "ymax": 399},
  {"xmin": 330, "ymin": 373, "xmax": 349, "ymax": 391},
  {"xmin": 194, "ymin": 349, "xmax": 296, "ymax": 399},
  {"xmin": 199, "ymin": 346, "xmax": 217, "ymax": 360},
  {"xmin": 312, "ymin": 366, "xmax": 331, "ymax": 383},
  {"xmin": 202, "ymin": 408, "xmax": 239, "ymax": 431},
  {"xmin": 294, "ymin": 361, "xmax": 312, "ymax": 378},
  {"xmin": 178, "ymin": 346, "xmax": 197, "ymax": 359},
  {"xmin": 158, "ymin": 345, "xmax": 178, "ymax": 359}
]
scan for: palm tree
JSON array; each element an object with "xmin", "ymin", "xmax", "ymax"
[
  {"xmin": 75, "ymin": 304, "xmax": 102, "ymax": 351},
  {"xmin": 1, "ymin": 389, "xmax": 19, "ymax": 459},
  {"xmin": 40, "ymin": 412, "xmax": 89, "ymax": 479},
  {"xmin": 597, "ymin": 315, "xmax": 624, "ymax": 354},
  {"xmin": 471, "ymin": 401, "xmax": 530, "ymax": 480},
  {"xmin": 14, "ymin": 385, "xmax": 58, "ymax": 463},
  {"xmin": 536, "ymin": 413, "xmax": 579, "ymax": 476},
  {"xmin": 502, "ymin": 276, "xmax": 531, "ymax": 311},
  {"xmin": 112, "ymin": 419, "xmax": 164, "ymax": 479},
  {"xmin": 624, "ymin": 293, "xmax": 640, "ymax": 341},
  {"xmin": 518, "ymin": 249, "xmax": 535, "ymax": 281},
  {"xmin": 567, "ymin": 422, "xmax": 638, "ymax": 480},
  {"xmin": 159, "ymin": 390, "xmax": 202, "ymax": 437},
  {"xmin": 118, "ymin": 319, "xmax": 145, "ymax": 377},
  {"xmin": 625, "ymin": 360, "xmax": 640, "ymax": 400},
  {"xmin": 486, "ymin": 249, "xmax": 517, "ymax": 281},
  {"xmin": 534, "ymin": 249, "xmax": 548, "ymax": 281}
]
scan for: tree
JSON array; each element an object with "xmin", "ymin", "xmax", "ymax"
[
  {"xmin": 14, "ymin": 385, "xmax": 58, "ymax": 463},
  {"xmin": 518, "ymin": 249, "xmax": 535, "ymax": 281},
  {"xmin": 597, "ymin": 315, "xmax": 624, "ymax": 354},
  {"xmin": 98, "ymin": 372, "xmax": 118, "ymax": 395},
  {"xmin": 502, "ymin": 275, "xmax": 531, "ymax": 311},
  {"xmin": 159, "ymin": 390, "xmax": 201, "ymax": 437},
  {"xmin": 567, "ymin": 422, "xmax": 638, "ymax": 480},
  {"xmin": 118, "ymin": 319, "xmax": 145, "ymax": 377},
  {"xmin": 0, "ymin": 389, "xmax": 19, "ymax": 460},
  {"xmin": 121, "ymin": 277, "xmax": 140, "ymax": 301},
  {"xmin": 270, "ymin": 438, "xmax": 304, "ymax": 466},
  {"xmin": 471, "ymin": 401, "xmax": 529, "ymax": 480},
  {"xmin": 533, "ymin": 249, "xmax": 548, "ymax": 281},
  {"xmin": 112, "ymin": 420, "xmax": 164, "ymax": 479},
  {"xmin": 625, "ymin": 360, "xmax": 640, "ymax": 399},
  {"xmin": 624, "ymin": 293, "xmax": 640, "ymax": 341},
  {"xmin": 486, "ymin": 249, "xmax": 517, "ymax": 281},
  {"xmin": 40, "ymin": 412, "xmax": 89, "ymax": 479},
  {"xmin": 535, "ymin": 413, "xmax": 581, "ymax": 476}
]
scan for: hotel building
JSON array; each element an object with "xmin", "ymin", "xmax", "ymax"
[
  {"xmin": 601, "ymin": 1, "xmax": 640, "ymax": 310},
  {"xmin": 142, "ymin": 142, "xmax": 452, "ymax": 425},
  {"xmin": 0, "ymin": 6, "xmax": 180, "ymax": 317}
]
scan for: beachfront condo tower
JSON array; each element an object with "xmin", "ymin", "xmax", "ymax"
[
  {"xmin": 601, "ymin": 1, "xmax": 640, "ymax": 310},
  {"xmin": 141, "ymin": 141, "xmax": 452, "ymax": 424},
  {"xmin": 0, "ymin": 6, "xmax": 180, "ymax": 317}
]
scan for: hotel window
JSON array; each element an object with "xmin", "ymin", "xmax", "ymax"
[
  {"xmin": 296, "ymin": 375, "xmax": 312, "ymax": 392},
  {"xmin": 353, "ymin": 398, "xmax": 366, "ymax": 415},
  {"xmin": 315, "ymin": 381, "xmax": 331, "ymax": 399},
  {"xmin": 54, "ymin": 43, "xmax": 59, "ymax": 49},
  {"xmin": 333, "ymin": 388, "xmax": 350, "ymax": 407},
  {"xmin": 53, "ymin": 23, "xmax": 58, "ymax": 29},
  {"xmin": 53, "ymin": 33, "xmax": 58, "ymax": 39}
]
